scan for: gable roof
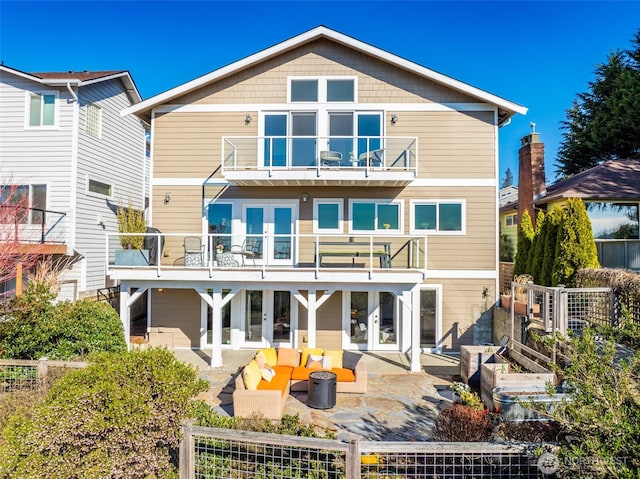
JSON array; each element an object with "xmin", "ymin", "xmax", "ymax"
[
  {"xmin": 122, "ymin": 26, "xmax": 527, "ymax": 123},
  {"xmin": 536, "ymin": 159, "xmax": 640, "ymax": 204},
  {"xmin": 0, "ymin": 65, "xmax": 142, "ymax": 104}
]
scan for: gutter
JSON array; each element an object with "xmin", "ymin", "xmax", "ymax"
[{"xmin": 66, "ymin": 82, "xmax": 78, "ymax": 102}]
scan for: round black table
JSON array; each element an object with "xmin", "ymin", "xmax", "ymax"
[{"xmin": 307, "ymin": 370, "xmax": 337, "ymax": 409}]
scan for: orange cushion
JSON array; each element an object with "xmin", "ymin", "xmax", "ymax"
[
  {"xmin": 332, "ymin": 368, "xmax": 355, "ymax": 382},
  {"xmin": 272, "ymin": 365, "xmax": 294, "ymax": 377},
  {"xmin": 277, "ymin": 347, "xmax": 299, "ymax": 367},
  {"xmin": 291, "ymin": 366, "xmax": 313, "ymax": 381},
  {"xmin": 257, "ymin": 370, "xmax": 290, "ymax": 392}
]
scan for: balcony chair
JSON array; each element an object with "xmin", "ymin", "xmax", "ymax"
[
  {"xmin": 183, "ymin": 236, "xmax": 204, "ymax": 267},
  {"xmin": 358, "ymin": 148, "xmax": 384, "ymax": 168},
  {"xmin": 320, "ymin": 150, "xmax": 342, "ymax": 167},
  {"xmin": 231, "ymin": 237, "xmax": 262, "ymax": 266}
]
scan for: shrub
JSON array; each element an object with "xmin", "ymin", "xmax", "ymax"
[
  {"xmin": 434, "ymin": 403, "xmax": 492, "ymax": 442},
  {"xmin": 0, "ymin": 283, "xmax": 125, "ymax": 360},
  {"xmin": 552, "ymin": 198, "xmax": 599, "ymax": 286},
  {"xmin": 550, "ymin": 329, "xmax": 640, "ymax": 478},
  {"xmin": 117, "ymin": 201, "xmax": 146, "ymax": 250},
  {"xmin": 0, "ymin": 348, "xmax": 208, "ymax": 479},
  {"xmin": 514, "ymin": 210, "xmax": 534, "ymax": 276}
]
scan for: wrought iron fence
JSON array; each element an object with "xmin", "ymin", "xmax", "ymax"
[{"xmin": 180, "ymin": 424, "xmax": 548, "ymax": 479}]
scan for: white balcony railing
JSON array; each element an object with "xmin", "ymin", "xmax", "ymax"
[
  {"xmin": 221, "ymin": 136, "xmax": 418, "ymax": 177},
  {"xmin": 106, "ymin": 232, "xmax": 427, "ymax": 278}
]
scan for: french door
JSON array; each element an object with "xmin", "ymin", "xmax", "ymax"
[
  {"xmin": 241, "ymin": 290, "xmax": 294, "ymax": 348},
  {"xmin": 345, "ymin": 291, "xmax": 399, "ymax": 351},
  {"xmin": 241, "ymin": 203, "xmax": 296, "ymax": 265}
]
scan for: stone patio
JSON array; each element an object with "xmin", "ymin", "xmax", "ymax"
[{"xmin": 179, "ymin": 349, "xmax": 460, "ymax": 442}]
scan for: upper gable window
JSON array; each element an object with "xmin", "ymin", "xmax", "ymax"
[
  {"xmin": 28, "ymin": 93, "xmax": 56, "ymax": 127},
  {"xmin": 291, "ymin": 80, "xmax": 318, "ymax": 102},
  {"xmin": 86, "ymin": 102, "xmax": 102, "ymax": 138},
  {"xmin": 327, "ymin": 79, "xmax": 354, "ymax": 101},
  {"xmin": 289, "ymin": 77, "xmax": 357, "ymax": 103}
]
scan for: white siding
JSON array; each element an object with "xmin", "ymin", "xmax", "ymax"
[
  {"xmin": 0, "ymin": 72, "xmax": 74, "ymax": 242},
  {"xmin": 75, "ymin": 79, "xmax": 147, "ymax": 293},
  {"xmin": 0, "ymin": 71, "xmax": 146, "ymax": 296}
]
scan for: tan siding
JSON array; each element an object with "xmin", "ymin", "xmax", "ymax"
[
  {"xmin": 437, "ymin": 278, "xmax": 495, "ymax": 351},
  {"xmin": 154, "ymin": 111, "xmax": 257, "ymax": 178},
  {"xmin": 173, "ymin": 40, "xmax": 478, "ymax": 106},
  {"xmin": 150, "ymin": 289, "xmax": 201, "ymax": 347}
]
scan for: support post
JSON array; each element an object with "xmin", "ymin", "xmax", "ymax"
[
  {"xmin": 410, "ymin": 286, "xmax": 421, "ymax": 372},
  {"xmin": 307, "ymin": 290, "xmax": 317, "ymax": 347},
  {"xmin": 16, "ymin": 262, "xmax": 23, "ymax": 296},
  {"xmin": 119, "ymin": 281, "xmax": 131, "ymax": 350},
  {"xmin": 211, "ymin": 289, "xmax": 223, "ymax": 367}
]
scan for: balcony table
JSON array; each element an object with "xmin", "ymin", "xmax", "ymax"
[{"xmin": 316, "ymin": 241, "xmax": 391, "ymax": 268}]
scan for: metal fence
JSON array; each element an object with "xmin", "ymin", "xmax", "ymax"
[
  {"xmin": 179, "ymin": 424, "xmax": 548, "ymax": 479},
  {"xmin": 0, "ymin": 359, "xmax": 87, "ymax": 393}
]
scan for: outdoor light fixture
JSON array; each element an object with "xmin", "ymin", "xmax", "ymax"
[
  {"xmin": 302, "ymin": 192, "xmax": 309, "ymax": 203},
  {"xmin": 164, "ymin": 193, "xmax": 171, "ymax": 205},
  {"xmin": 391, "ymin": 114, "xmax": 398, "ymax": 124},
  {"xmin": 245, "ymin": 114, "xmax": 253, "ymax": 124}
]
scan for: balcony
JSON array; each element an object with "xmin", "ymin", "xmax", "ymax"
[
  {"xmin": 0, "ymin": 207, "xmax": 68, "ymax": 255},
  {"xmin": 106, "ymin": 232, "xmax": 426, "ymax": 285},
  {"xmin": 221, "ymin": 136, "xmax": 418, "ymax": 186}
]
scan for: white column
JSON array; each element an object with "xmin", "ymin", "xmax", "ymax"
[
  {"xmin": 307, "ymin": 289, "xmax": 316, "ymax": 347},
  {"xmin": 119, "ymin": 281, "xmax": 131, "ymax": 350},
  {"xmin": 210, "ymin": 289, "xmax": 223, "ymax": 367},
  {"xmin": 410, "ymin": 286, "xmax": 421, "ymax": 373}
]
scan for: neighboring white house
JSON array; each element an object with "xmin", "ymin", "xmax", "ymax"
[{"xmin": 0, "ymin": 65, "xmax": 148, "ymax": 300}]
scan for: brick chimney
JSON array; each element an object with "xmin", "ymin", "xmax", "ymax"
[{"xmin": 517, "ymin": 132, "xmax": 546, "ymax": 227}]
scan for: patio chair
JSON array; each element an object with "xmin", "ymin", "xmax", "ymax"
[
  {"xmin": 358, "ymin": 148, "xmax": 384, "ymax": 168},
  {"xmin": 231, "ymin": 237, "xmax": 262, "ymax": 266},
  {"xmin": 320, "ymin": 150, "xmax": 342, "ymax": 167},
  {"xmin": 183, "ymin": 236, "xmax": 204, "ymax": 267}
]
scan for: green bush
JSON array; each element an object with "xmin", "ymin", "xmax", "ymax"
[
  {"xmin": 514, "ymin": 210, "xmax": 534, "ymax": 276},
  {"xmin": 0, "ymin": 348, "xmax": 208, "ymax": 479},
  {"xmin": 539, "ymin": 208, "xmax": 562, "ymax": 286},
  {"xmin": 551, "ymin": 329, "xmax": 640, "ymax": 478},
  {"xmin": 552, "ymin": 198, "xmax": 600, "ymax": 287},
  {"xmin": 0, "ymin": 283, "xmax": 125, "ymax": 360}
]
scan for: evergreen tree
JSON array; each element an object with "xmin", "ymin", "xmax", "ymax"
[
  {"xmin": 527, "ymin": 210, "xmax": 546, "ymax": 283},
  {"xmin": 552, "ymin": 199, "xmax": 600, "ymax": 286},
  {"xmin": 514, "ymin": 210, "xmax": 534, "ymax": 276},
  {"xmin": 501, "ymin": 167, "xmax": 514, "ymax": 188},
  {"xmin": 556, "ymin": 30, "xmax": 640, "ymax": 178},
  {"xmin": 539, "ymin": 209, "xmax": 562, "ymax": 286}
]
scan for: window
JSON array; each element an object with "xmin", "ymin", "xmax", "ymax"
[
  {"xmin": 350, "ymin": 200, "xmax": 402, "ymax": 233},
  {"xmin": 88, "ymin": 179, "xmax": 112, "ymax": 197},
  {"xmin": 327, "ymin": 79, "xmax": 355, "ymax": 101},
  {"xmin": 208, "ymin": 203, "xmax": 233, "ymax": 250},
  {"xmin": 411, "ymin": 200, "xmax": 465, "ymax": 234},
  {"xmin": 505, "ymin": 214, "xmax": 518, "ymax": 227},
  {"xmin": 86, "ymin": 102, "xmax": 102, "ymax": 138},
  {"xmin": 313, "ymin": 199, "xmax": 343, "ymax": 233},
  {"xmin": 289, "ymin": 77, "xmax": 357, "ymax": 103},
  {"xmin": 0, "ymin": 184, "xmax": 47, "ymax": 224},
  {"xmin": 585, "ymin": 202, "xmax": 640, "ymax": 239},
  {"xmin": 290, "ymin": 79, "xmax": 318, "ymax": 102},
  {"xmin": 28, "ymin": 93, "xmax": 56, "ymax": 127}
]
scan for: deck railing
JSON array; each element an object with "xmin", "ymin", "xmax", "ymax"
[
  {"xmin": 106, "ymin": 232, "xmax": 427, "ymax": 278},
  {"xmin": 222, "ymin": 135, "xmax": 418, "ymax": 175},
  {"xmin": 0, "ymin": 206, "xmax": 67, "ymax": 244}
]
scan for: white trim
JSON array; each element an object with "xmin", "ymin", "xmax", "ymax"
[
  {"xmin": 426, "ymin": 270, "xmax": 497, "ymax": 279},
  {"xmin": 122, "ymin": 26, "xmax": 526, "ymax": 119},
  {"xmin": 69, "ymin": 88, "xmax": 79, "ymax": 250},
  {"xmin": 419, "ymin": 284, "xmax": 443, "ymax": 354},
  {"xmin": 410, "ymin": 178, "xmax": 495, "ymax": 187},
  {"xmin": 409, "ymin": 199, "xmax": 466, "ymax": 235},
  {"xmin": 24, "ymin": 90, "xmax": 59, "ymax": 129},
  {"xmin": 151, "ymin": 177, "xmax": 495, "ymax": 188},
  {"xmin": 348, "ymin": 198, "xmax": 404, "ymax": 234},
  {"xmin": 86, "ymin": 176, "xmax": 114, "ymax": 199},
  {"xmin": 151, "ymin": 102, "xmax": 498, "ymax": 114},
  {"xmin": 312, "ymin": 198, "xmax": 344, "ymax": 234}
]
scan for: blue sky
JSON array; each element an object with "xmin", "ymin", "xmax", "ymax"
[{"xmin": 1, "ymin": 1, "xmax": 639, "ymax": 184}]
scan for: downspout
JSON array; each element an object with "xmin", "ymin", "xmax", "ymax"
[{"xmin": 66, "ymin": 82, "xmax": 78, "ymax": 102}]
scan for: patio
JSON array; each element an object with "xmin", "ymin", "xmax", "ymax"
[{"xmin": 173, "ymin": 349, "xmax": 460, "ymax": 442}]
